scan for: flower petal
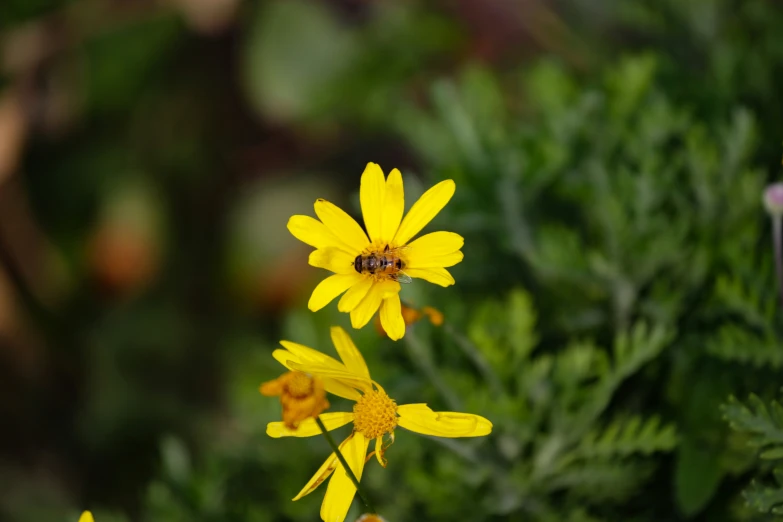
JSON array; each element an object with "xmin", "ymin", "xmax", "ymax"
[
  {"xmin": 379, "ymin": 293, "xmax": 405, "ymax": 341},
  {"xmin": 322, "ymin": 378, "xmax": 363, "ymax": 401},
  {"xmin": 380, "ymin": 168, "xmax": 404, "ymax": 243},
  {"xmin": 310, "ymin": 248, "xmax": 356, "ymax": 274},
  {"xmin": 397, "ymin": 404, "xmax": 493, "ymax": 437},
  {"xmin": 330, "ymin": 326, "xmax": 370, "ymax": 379},
  {"xmin": 360, "ymin": 162, "xmax": 386, "ymax": 243},
  {"xmin": 350, "ymin": 280, "xmax": 400, "ymax": 329},
  {"xmin": 404, "ymin": 267, "xmax": 455, "ymax": 287},
  {"xmin": 393, "ymin": 179, "xmax": 455, "ymax": 246},
  {"xmin": 406, "ymin": 251, "xmax": 463, "ymax": 269},
  {"xmin": 338, "ymin": 276, "xmax": 373, "ymax": 312},
  {"xmin": 404, "ymin": 231, "xmax": 463, "ymax": 266},
  {"xmin": 292, "ymin": 436, "xmax": 344, "ymax": 501},
  {"xmin": 287, "ymin": 361, "xmax": 373, "ymax": 394},
  {"xmin": 288, "ymin": 215, "xmax": 354, "ymax": 253},
  {"xmin": 278, "ymin": 341, "xmax": 346, "ymax": 370},
  {"xmin": 267, "ymin": 412, "xmax": 355, "ymax": 438},
  {"xmin": 273, "ymin": 349, "xmax": 364, "ymax": 400},
  {"xmin": 79, "ymin": 513, "xmax": 94, "ymax": 522},
  {"xmin": 320, "ymin": 431, "xmax": 369, "ymax": 522},
  {"xmin": 315, "ymin": 199, "xmax": 370, "ymax": 254},
  {"xmin": 308, "ymin": 273, "xmax": 364, "ymax": 312}
]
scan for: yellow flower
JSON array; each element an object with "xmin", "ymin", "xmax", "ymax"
[
  {"xmin": 266, "ymin": 327, "xmax": 492, "ymax": 522},
  {"xmin": 260, "ymin": 371, "xmax": 330, "ymax": 429},
  {"xmin": 287, "ymin": 163, "xmax": 463, "ymax": 340},
  {"xmin": 79, "ymin": 512, "xmax": 94, "ymax": 522}
]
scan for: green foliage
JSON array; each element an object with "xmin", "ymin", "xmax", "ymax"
[
  {"xmin": 457, "ymin": 290, "xmax": 677, "ymax": 519},
  {"xmin": 723, "ymin": 393, "xmax": 783, "ymax": 516},
  {"xmin": 724, "ymin": 395, "xmax": 783, "ymax": 460}
]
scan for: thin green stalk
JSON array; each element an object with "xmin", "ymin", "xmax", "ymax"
[
  {"xmin": 315, "ymin": 416, "xmax": 375, "ymax": 514},
  {"xmin": 404, "ymin": 331, "xmax": 461, "ymax": 411},
  {"xmin": 773, "ymin": 215, "xmax": 783, "ymax": 309}
]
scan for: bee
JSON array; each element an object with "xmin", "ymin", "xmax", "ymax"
[{"xmin": 354, "ymin": 244, "xmax": 412, "ymax": 284}]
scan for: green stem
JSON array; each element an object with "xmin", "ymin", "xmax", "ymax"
[{"xmin": 315, "ymin": 416, "xmax": 375, "ymax": 514}]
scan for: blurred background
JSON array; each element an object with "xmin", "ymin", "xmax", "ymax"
[{"xmin": 2, "ymin": 0, "xmax": 783, "ymax": 521}]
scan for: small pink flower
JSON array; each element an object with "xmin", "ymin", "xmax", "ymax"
[{"xmin": 764, "ymin": 182, "xmax": 783, "ymax": 216}]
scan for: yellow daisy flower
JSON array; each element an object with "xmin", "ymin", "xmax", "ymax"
[
  {"xmin": 287, "ymin": 163, "xmax": 464, "ymax": 340},
  {"xmin": 265, "ymin": 326, "xmax": 492, "ymax": 522},
  {"xmin": 79, "ymin": 512, "xmax": 94, "ymax": 522}
]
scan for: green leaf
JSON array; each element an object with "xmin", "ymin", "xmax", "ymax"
[{"xmin": 675, "ymin": 439, "xmax": 724, "ymax": 516}]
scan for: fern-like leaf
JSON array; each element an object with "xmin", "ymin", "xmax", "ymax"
[
  {"xmin": 578, "ymin": 415, "xmax": 678, "ymax": 458},
  {"xmin": 743, "ymin": 470, "xmax": 783, "ymax": 516},
  {"xmin": 722, "ymin": 394, "xmax": 783, "ymax": 459}
]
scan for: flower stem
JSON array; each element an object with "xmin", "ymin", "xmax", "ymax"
[
  {"xmin": 315, "ymin": 416, "xmax": 375, "ymax": 514},
  {"xmin": 773, "ymin": 215, "xmax": 783, "ymax": 309}
]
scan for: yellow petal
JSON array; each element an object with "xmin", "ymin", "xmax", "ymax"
[
  {"xmin": 267, "ymin": 412, "xmax": 355, "ymax": 438},
  {"xmin": 272, "ymin": 349, "xmax": 363, "ymax": 400},
  {"xmin": 360, "ymin": 162, "xmax": 386, "ymax": 243},
  {"xmin": 322, "ymin": 377, "xmax": 363, "ymax": 401},
  {"xmin": 404, "ymin": 267, "xmax": 455, "ymax": 287},
  {"xmin": 288, "ymin": 360, "xmax": 373, "ymax": 394},
  {"xmin": 320, "ymin": 431, "xmax": 369, "ymax": 522},
  {"xmin": 315, "ymin": 199, "xmax": 370, "ymax": 254},
  {"xmin": 404, "ymin": 231, "xmax": 464, "ymax": 268},
  {"xmin": 279, "ymin": 341, "xmax": 347, "ymax": 370},
  {"xmin": 79, "ymin": 512, "xmax": 94, "ymax": 522},
  {"xmin": 379, "ymin": 293, "xmax": 405, "ymax": 340},
  {"xmin": 406, "ymin": 251, "xmax": 464, "ymax": 269},
  {"xmin": 309, "ymin": 274, "xmax": 364, "ymax": 312},
  {"xmin": 393, "ymin": 180, "xmax": 455, "ymax": 246},
  {"xmin": 350, "ymin": 280, "xmax": 400, "ymax": 329},
  {"xmin": 310, "ymin": 248, "xmax": 356, "ymax": 274},
  {"xmin": 288, "ymin": 215, "xmax": 354, "ymax": 253},
  {"xmin": 330, "ymin": 326, "xmax": 370, "ymax": 379},
  {"xmin": 397, "ymin": 404, "xmax": 492, "ymax": 437},
  {"xmin": 293, "ymin": 437, "xmax": 343, "ymax": 501},
  {"xmin": 380, "ymin": 168, "xmax": 404, "ymax": 243},
  {"xmin": 338, "ymin": 276, "xmax": 374, "ymax": 312}
]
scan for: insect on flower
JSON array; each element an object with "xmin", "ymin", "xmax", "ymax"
[
  {"xmin": 265, "ymin": 326, "xmax": 491, "ymax": 522},
  {"xmin": 287, "ymin": 163, "xmax": 464, "ymax": 340}
]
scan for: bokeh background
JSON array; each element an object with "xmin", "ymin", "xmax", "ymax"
[{"xmin": 3, "ymin": 0, "xmax": 783, "ymax": 521}]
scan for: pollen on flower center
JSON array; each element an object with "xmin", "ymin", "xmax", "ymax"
[
  {"xmin": 286, "ymin": 372, "xmax": 314, "ymax": 398},
  {"xmin": 352, "ymin": 389, "xmax": 398, "ymax": 439}
]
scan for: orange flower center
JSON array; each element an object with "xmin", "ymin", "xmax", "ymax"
[
  {"xmin": 286, "ymin": 372, "xmax": 314, "ymax": 398},
  {"xmin": 352, "ymin": 389, "xmax": 398, "ymax": 439}
]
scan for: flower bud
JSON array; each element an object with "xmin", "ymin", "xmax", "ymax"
[
  {"xmin": 356, "ymin": 515, "xmax": 388, "ymax": 522},
  {"xmin": 764, "ymin": 182, "xmax": 783, "ymax": 216}
]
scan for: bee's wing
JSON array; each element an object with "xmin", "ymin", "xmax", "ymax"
[{"xmin": 392, "ymin": 271, "xmax": 413, "ymax": 284}]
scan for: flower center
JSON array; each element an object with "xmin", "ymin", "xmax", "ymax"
[
  {"xmin": 352, "ymin": 389, "xmax": 398, "ymax": 439},
  {"xmin": 285, "ymin": 372, "xmax": 314, "ymax": 398}
]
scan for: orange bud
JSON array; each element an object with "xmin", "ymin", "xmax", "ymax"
[{"xmin": 356, "ymin": 515, "xmax": 387, "ymax": 522}]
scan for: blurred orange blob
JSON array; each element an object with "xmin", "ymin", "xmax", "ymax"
[
  {"xmin": 167, "ymin": 0, "xmax": 239, "ymax": 34},
  {"xmin": 374, "ymin": 304, "xmax": 444, "ymax": 337},
  {"xmin": 87, "ymin": 222, "xmax": 158, "ymax": 298},
  {"xmin": 356, "ymin": 515, "xmax": 387, "ymax": 522},
  {"xmin": 260, "ymin": 371, "xmax": 329, "ymax": 429}
]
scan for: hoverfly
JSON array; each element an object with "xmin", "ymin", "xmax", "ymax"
[{"xmin": 353, "ymin": 244, "xmax": 412, "ymax": 284}]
